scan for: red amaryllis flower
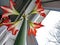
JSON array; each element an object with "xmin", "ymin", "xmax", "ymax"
[
  {"xmin": 0, "ymin": 0, "xmax": 19, "ymax": 18},
  {"xmin": 3, "ymin": 21, "xmax": 21, "ymax": 35},
  {"xmin": 35, "ymin": 0, "xmax": 46, "ymax": 17},
  {"xmin": 28, "ymin": 22, "xmax": 44, "ymax": 36},
  {"xmin": 3, "ymin": 22, "xmax": 18, "ymax": 35},
  {"xmin": 8, "ymin": 26, "xmax": 18, "ymax": 35},
  {"xmin": 2, "ymin": 17, "xmax": 20, "ymax": 35}
]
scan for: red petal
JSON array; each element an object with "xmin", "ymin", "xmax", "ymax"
[
  {"xmin": 37, "ymin": 3, "xmax": 42, "ymax": 8},
  {"xmin": 31, "ymin": 29, "xmax": 37, "ymax": 36},
  {"xmin": 37, "ymin": 4, "xmax": 44, "ymax": 11},
  {"xmin": 2, "ymin": 17, "xmax": 11, "ymax": 27},
  {"xmin": 34, "ymin": 22, "xmax": 39, "ymax": 25},
  {"xmin": 12, "ymin": 29, "xmax": 18, "ymax": 35},
  {"xmin": 37, "ymin": 8, "xmax": 44, "ymax": 12},
  {"xmin": 28, "ymin": 28, "xmax": 37, "ymax": 36},
  {"xmin": 36, "ymin": 3, "xmax": 44, "ymax": 12},
  {"xmin": 10, "ymin": 0, "xmax": 16, "ymax": 5},
  {"xmin": 35, "ymin": 0, "xmax": 41, "ymax": 4},
  {"xmin": 2, "ymin": 13, "xmax": 8, "ymax": 18},
  {"xmin": 2, "ymin": 13, "xmax": 12, "ymax": 18},
  {"xmin": 8, "ymin": 27, "xmax": 18, "ymax": 35},
  {"xmin": 3, "ymin": 23, "xmax": 12, "ymax": 28},
  {"xmin": 0, "ymin": 6, "xmax": 10, "ymax": 13},
  {"xmin": 40, "ymin": 13, "xmax": 46, "ymax": 18},
  {"xmin": 35, "ymin": 0, "xmax": 46, "ymax": 17},
  {"xmin": 8, "ymin": 26, "xmax": 14, "ymax": 31},
  {"xmin": 10, "ymin": 0, "xmax": 16, "ymax": 9},
  {"xmin": 0, "ymin": 6, "xmax": 11, "ymax": 13},
  {"xmin": 28, "ymin": 29, "xmax": 31, "ymax": 36},
  {"xmin": 34, "ymin": 22, "xmax": 44, "ymax": 29}
]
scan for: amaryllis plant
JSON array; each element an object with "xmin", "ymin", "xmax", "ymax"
[{"xmin": 0, "ymin": 0, "xmax": 46, "ymax": 45}]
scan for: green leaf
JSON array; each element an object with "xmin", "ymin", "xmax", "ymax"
[{"xmin": 14, "ymin": 17, "xmax": 27, "ymax": 45}]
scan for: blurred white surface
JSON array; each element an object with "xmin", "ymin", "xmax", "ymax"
[{"xmin": 36, "ymin": 11, "xmax": 60, "ymax": 45}]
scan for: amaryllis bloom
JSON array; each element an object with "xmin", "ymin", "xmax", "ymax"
[
  {"xmin": 5, "ymin": 21, "xmax": 21, "ymax": 35},
  {"xmin": 28, "ymin": 22, "xmax": 44, "ymax": 36},
  {"xmin": 2, "ymin": 19, "xmax": 21, "ymax": 35},
  {"xmin": 0, "ymin": 0, "xmax": 19, "ymax": 18},
  {"xmin": 35, "ymin": 0, "xmax": 46, "ymax": 17},
  {"xmin": 8, "ymin": 26, "xmax": 18, "ymax": 35}
]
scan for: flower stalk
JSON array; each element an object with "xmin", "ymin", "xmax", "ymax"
[{"xmin": 14, "ymin": 16, "xmax": 27, "ymax": 45}]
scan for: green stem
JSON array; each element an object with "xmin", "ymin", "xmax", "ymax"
[{"xmin": 14, "ymin": 16, "xmax": 27, "ymax": 45}]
